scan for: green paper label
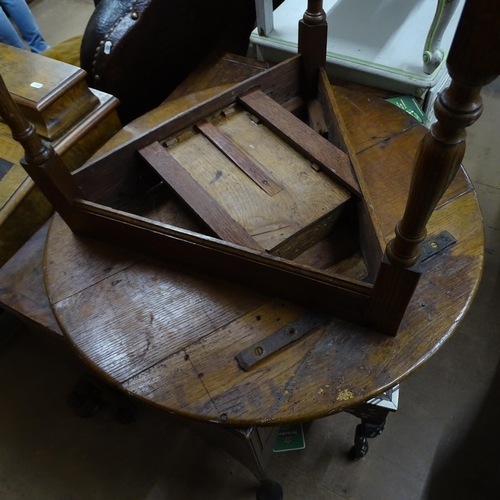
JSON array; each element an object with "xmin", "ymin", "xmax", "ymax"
[
  {"xmin": 273, "ymin": 423, "xmax": 306, "ymax": 452},
  {"xmin": 386, "ymin": 96, "xmax": 425, "ymax": 123}
]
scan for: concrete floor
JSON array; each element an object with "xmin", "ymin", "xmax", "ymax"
[{"xmin": 1, "ymin": 1, "xmax": 500, "ymax": 499}]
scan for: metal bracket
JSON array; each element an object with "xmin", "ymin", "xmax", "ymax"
[
  {"xmin": 235, "ymin": 311, "xmax": 330, "ymax": 371},
  {"xmin": 420, "ymin": 230, "xmax": 456, "ymax": 264},
  {"xmin": 235, "ymin": 231, "xmax": 455, "ymax": 371}
]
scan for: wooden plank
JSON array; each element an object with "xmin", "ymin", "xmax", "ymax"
[
  {"xmin": 329, "ymin": 85, "xmax": 418, "ymax": 154},
  {"xmin": 238, "ymin": 89, "xmax": 361, "ymax": 195},
  {"xmin": 73, "ymin": 55, "xmax": 303, "ymax": 207},
  {"xmin": 317, "ymin": 68, "xmax": 385, "ymax": 277},
  {"xmin": 121, "ymin": 349, "xmax": 219, "ymax": 419},
  {"xmin": 183, "ymin": 300, "xmax": 319, "ymax": 423},
  {"xmin": 164, "ymin": 52, "xmax": 270, "ymax": 104},
  {"xmin": 50, "ymin": 251, "xmax": 266, "ymax": 384},
  {"xmin": 0, "ymin": 221, "xmax": 63, "ymax": 337},
  {"xmin": 139, "ymin": 141, "xmax": 263, "ymax": 251},
  {"xmin": 194, "ymin": 119, "xmax": 282, "ymax": 196},
  {"xmin": 169, "ymin": 108, "xmax": 350, "ymax": 258},
  {"xmin": 44, "ymin": 214, "xmax": 140, "ymax": 304},
  {"xmin": 71, "ymin": 199, "xmax": 373, "ymax": 323}
]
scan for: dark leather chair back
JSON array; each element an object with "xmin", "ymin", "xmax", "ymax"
[{"xmin": 81, "ymin": 0, "xmax": 256, "ymax": 123}]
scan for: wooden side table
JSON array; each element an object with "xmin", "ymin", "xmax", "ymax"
[{"xmin": 44, "ymin": 88, "xmax": 482, "ymax": 425}]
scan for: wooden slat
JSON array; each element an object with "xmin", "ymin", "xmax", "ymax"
[
  {"xmin": 317, "ymin": 68, "xmax": 386, "ymax": 277},
  {"xmin": 195, "ymin": 119, "xmax": 282, "ymax": 196},
  {"xmin": 168, "ymin": 108, "xmax": 350, "ymax": 258},
  {"xmin": 71, "ymin": 199, "xmax": 373, "ymax": 322},
  {"xmin": 238, "ymin": 89, "xmax": 361, "ymax": 195},
  {"xmin": 73, "ymin": 55, "xmax": 303, "ymax": 207},
  {"xmin": 0, "ymin": 221, "xmax": 63, "ymax": 337},
  {"xmin": 139, "ymin": 141, "xmax": 263, "ymax": 251}
]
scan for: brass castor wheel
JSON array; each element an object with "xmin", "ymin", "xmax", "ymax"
[{"xmin": 256, "ymin": 479, "xmax": 283, "ymax": 500}]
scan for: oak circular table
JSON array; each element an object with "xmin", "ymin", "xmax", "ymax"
[{"xmin": 43, "ymin": 64, "xmax": 483, "ymax": 497}]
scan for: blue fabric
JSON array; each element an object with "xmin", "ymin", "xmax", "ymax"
[{"xmin": 0, "ymin": 0, "xmax": 49, "ymax": 53}]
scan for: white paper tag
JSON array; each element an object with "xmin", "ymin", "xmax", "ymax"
[{"xmin": 30, "ymin": 82, "xmax": 43, "ymax": 89}]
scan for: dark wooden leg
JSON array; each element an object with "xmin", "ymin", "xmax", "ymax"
[
  {"xmin": 298, "ymin": 0, "xmax": 327, "ymax": 99},
  {"xmin": 179, "ymin": 419, "xmax": 282, "ymax": 498}
]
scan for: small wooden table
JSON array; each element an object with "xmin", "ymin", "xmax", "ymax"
[
  {"xmin": 0, "ymin": 54, "xmax": 483, "ymax": 495},
  {"xmin": 43, "ymin": 53, "xmax": 483, "ymax": 419}
]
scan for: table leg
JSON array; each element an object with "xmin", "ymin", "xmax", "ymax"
[
  {"xmin": 348, "ymin": 410, "xmax": 389, "ymax": 460},
  {"xmin": 345, "ymin": 385, "xmax": 399, "ymax": 460}
]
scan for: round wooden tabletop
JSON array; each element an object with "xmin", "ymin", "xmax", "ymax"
[{"xmin": 44, "ymin": 77, "xmax": 483, "ymax": 427}]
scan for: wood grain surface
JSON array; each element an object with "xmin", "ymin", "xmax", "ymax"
[
  {"xmin": 0, "ymin": 44, "xmax": 99, "ymax": 140},
  {"xmin": 42, "ymin": 58, "xmax": 483, "ymax": 426},
  {"xmin": 238, "ymin": 89, "xmax": 360, "ymax": 195},
  {"xmin": 164, "ymin": 106, "xmax": 350, "ymax": 256},
  {"xmin": 139, "ymin": 141, "xmax": 264, "ymax": 251},
  {"xmin": 0, "ymin": 221, "xmax": 62, "ymax": 338}
]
